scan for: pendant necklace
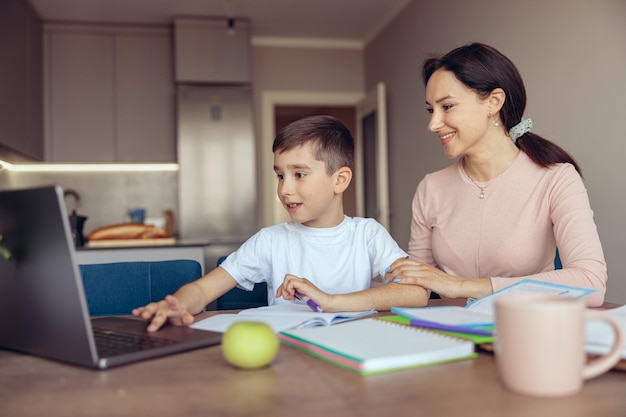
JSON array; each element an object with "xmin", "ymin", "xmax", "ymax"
[
  {"xmin": 466, "ymin": 173, "xmax": 487, "ymax": 199},
  {"xmin": 462, "ymin": 155, "xmax": 517, "ymax": 199},
  {"xmin": 465, "ymin": 171, "xmax": 489, "ymax": 200}
]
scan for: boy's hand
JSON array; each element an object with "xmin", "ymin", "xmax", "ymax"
[
  {"xmin": 132, "ymin": 295, "xmax": 195, "ymax": 332},
  {"xmin": 276, "ymin": 274, "xmax": 334, "ymax": 311}
]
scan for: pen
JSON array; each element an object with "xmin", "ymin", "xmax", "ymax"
[{"xmin": 294, "ymin": 291, "xmax": 323, "ymax": 312}]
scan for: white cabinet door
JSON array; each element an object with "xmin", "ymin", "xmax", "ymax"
[
  {"xmin": 44, "ymin": 25, "xmax": 175, "ymax": 162},
  {"xmin": 115, "ymin": 33, "xmax": 175, "ymax": 162},
  {"xmin": 45, "ymin": 31, "xmax": 116, "ymax": 161},
  {"xmin": 0, "ymin": 0, "xmax": 43, "ymax": 161}
]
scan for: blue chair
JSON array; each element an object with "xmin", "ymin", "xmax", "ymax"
[
  {"xmin": 215, "ymin": 256, "xmax": 268, "ymax": 310},
  {"xmin": 554, "ymin": 249, "xmax": 562, "ymax": 270},
  {"xmin": 79, "ymin": 260, "xmax": 203, "ymax": 316}
]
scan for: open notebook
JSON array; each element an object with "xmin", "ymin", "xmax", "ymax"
[
  {"xmin": 278, "ymin": 318, "xmax": 476, "ymax": 375},
  {"xmin": 191, "ymin": 303, "xmax": 376, "ymax": 333}
]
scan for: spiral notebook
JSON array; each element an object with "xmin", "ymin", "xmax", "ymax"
[{"xmin": 278, "ymin": 318, "xmax": 476, "ymax": 375}]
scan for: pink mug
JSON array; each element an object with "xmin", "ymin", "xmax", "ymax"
[{"xmin": 494, "ymin": 295, "xmax": 623, "ymax": 397}]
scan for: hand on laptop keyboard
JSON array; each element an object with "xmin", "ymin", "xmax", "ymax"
[{"xmin": 132, "ymin": 295, "xmax": 195, "ymax": 332}]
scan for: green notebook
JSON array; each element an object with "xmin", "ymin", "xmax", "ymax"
[{"xmin": 278, "ymin": 318, "xmax": 476, "ymax": 375}]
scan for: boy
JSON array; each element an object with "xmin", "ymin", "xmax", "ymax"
[{"xmin": 134, "ymin": 115, "xmax": 428, "ymax": 332}]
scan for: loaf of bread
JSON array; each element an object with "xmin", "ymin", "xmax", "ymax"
[{"xmin": 87, "ymin": 223, "xmax": 171, "ymax": 241}]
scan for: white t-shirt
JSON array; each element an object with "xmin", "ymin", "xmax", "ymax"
[{"xmin": 220, "ymin": 216, "xmax": 407, "ymax": 305}]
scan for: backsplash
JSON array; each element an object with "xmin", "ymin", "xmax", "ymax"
[{"xmin": 0, "ymin": 170, "xmax": 179, "ymax": 236}]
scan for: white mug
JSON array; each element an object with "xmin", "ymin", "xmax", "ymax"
[{"xmin": 494, "ymin": 295, "xmax": 623, "ymax": 397}]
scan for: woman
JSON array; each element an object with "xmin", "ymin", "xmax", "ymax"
[{"xmin": 388, "ymin": 43, "xmax": 607, "ymax": 306}]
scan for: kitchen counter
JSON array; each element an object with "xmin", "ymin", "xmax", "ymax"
[
  {"xmin": 75, "ymin": 238, "xmax": 211, "ymax": 250},
  {"xmin": 74, "ymin": 239, "xmax": 246, "ymax": 276},
  {"xmin": 75, "ymin": 241, "xmax": 207, "ymax": 274}
]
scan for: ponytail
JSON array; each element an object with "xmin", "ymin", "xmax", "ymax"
[{"xmin": 516, "ymin": 133, "xmax": 582, "ymax": 177}]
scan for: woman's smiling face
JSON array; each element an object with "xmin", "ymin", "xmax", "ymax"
[{"xmin": 425, "ymin": 69, "xmax": 492, "ymax": 159}]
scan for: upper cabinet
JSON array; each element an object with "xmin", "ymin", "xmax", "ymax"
[
  {"xmin": 174, "ymin": 17, "xmax": 251, "ymax": 84},
  {"xmin": 44, "ymin": 24, "xmax": 175, "ymax": 162},
  {"xmin": 0, "ymin": 0, "xmax": 43, "ymax": 161}
]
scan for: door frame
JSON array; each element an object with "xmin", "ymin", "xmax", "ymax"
[
  {"xmin": 260, "ymin": 90, "xmax": 364, "ymax": 227},
  {"xmin": 356, "ymin": 82, "xmax": 389, "ymax": 229}
]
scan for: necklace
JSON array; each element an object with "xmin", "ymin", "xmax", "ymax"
[
  {"xmin": 462, "ymin": 154, "xmax": 517, "ymax": 199},
  {"xmin": 464, "ymin": 170, "xmax": 488, "ymax": 199}
]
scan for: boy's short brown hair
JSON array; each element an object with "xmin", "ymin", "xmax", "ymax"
[{"xmin": 273, "ymin": 115, "xmax": 354, "ymax": 175}]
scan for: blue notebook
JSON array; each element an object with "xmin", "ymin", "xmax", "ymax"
[{"xmin": 391, "ymin": 279, "xmax": 596, "ymax": 336}]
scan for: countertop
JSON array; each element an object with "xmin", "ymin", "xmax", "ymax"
[
  {"xmin": 75, "ymin": 237, "xmax": 247, "ymax": 251},
  {"xmin": 76, "ymin": 239, "xmax": 204, "ymax": 251}
]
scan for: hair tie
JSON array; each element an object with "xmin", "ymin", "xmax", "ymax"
[{"xmin": 509, "ymin": 118, "xmax": 532, "ymax": 141}]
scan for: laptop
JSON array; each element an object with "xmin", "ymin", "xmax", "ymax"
[{"xmin": 0, "ymin": 185, "xmax": 222, "ymax": 369}]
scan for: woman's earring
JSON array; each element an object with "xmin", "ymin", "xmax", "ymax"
[{"xmin": 489, "ymin": 111, "xmax": 500, "ymax": 127}]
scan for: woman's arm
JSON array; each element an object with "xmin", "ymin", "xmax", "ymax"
[{"xmin": 489, "ymin": 165, "xmax": 607, "ymax": 306}]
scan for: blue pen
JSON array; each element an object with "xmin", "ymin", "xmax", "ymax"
[{"xmin": 294, "ymin": 291, "xmax": 323, "ymax": 312}]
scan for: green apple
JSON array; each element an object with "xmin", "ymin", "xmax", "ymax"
[{"xmin": 221, "ymin": 321, "xmax": 279, "ymax": 369}]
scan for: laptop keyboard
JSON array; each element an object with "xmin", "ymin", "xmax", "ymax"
[{"xmin": 94, "ymin": 328, "xmax": 177, "ymax": 357}]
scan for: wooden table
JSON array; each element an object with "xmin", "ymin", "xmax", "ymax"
[{"xmin": 2, "ymin": 306, "xmax": 625, "ymax": 417}]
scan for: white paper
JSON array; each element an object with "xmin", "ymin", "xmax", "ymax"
[
  {"xmin": 466, "ymin": 279, "xmax": 596, "ymax": 316},
  {"xmin": 585, "ymin": 305, "xmax": 626, "ymax": 359},
  {"xmin": 191, "ymin": 303, "xmax": 376, "ymax": 333}
]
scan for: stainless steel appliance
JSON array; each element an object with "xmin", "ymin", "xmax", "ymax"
[{"xmin": 177, "ymin": 85, "xmax": 257, "ymax": 242}]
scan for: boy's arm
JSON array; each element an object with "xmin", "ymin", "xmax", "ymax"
[
  {"xmin": 181, "ymin": 266, "xmax": 240, "ymax": 313},
  {"xmin": 278, "ymin": 274, "xmax": 428, "ymax": 312},
  {"xmin": 327, "ymin": 283, "xmax": 429, "ymax": 311},
  {"xmin": 133, "ymin": 266, "xmax": 238, "ymax": 332}
]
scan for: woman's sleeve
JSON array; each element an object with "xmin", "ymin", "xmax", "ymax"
[
  {"xmin": 491, "ymin": 164, "xmax": 607, "ymax": 306},
  {"xmin": 407, "ymin": 178, "xmax": 436, "ymax": 267}
]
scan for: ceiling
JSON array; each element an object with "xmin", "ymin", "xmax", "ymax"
[{"xmin": 27, "ymin": 0, "xmax": 412, "ymax": 48}]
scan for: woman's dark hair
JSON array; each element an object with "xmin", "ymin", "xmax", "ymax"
[
  {"xmin": 422, "ymin": 43, "xmax": 581, "ymax": 175},
  {"xmin": 273, "ymin": 115, "xmax": 354, "ymax": 174}
]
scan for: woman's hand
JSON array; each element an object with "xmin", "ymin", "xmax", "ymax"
[
  {"xmin": 132, "ymin": 295, "xmax": 195, "ymax": 333},
  {"xmin": 385, "ymin": 258, "xmax": 492, "ymax": 300}
]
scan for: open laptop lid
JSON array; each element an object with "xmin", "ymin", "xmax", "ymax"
[
  {"xmin": 1, "ymin": 185, "xmax": 223, "ymax": 369},
  {"xmin": 0, "ymin": 185, "xmax": 100, "ymax": 367}
]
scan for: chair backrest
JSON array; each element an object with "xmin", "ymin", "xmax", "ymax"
[
  {"xmin": 215, "ymin": 256, "xmax": 268, "ymax": 310},
  {"xmin": 79, "ymin": 260, "xmax": 202, "ymax": 316},
  {"xmin": 554, "ymin": 249, "xmax": 562, "ymax": 270}
]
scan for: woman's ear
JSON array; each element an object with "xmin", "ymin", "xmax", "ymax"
[
  {"xmin": 489, "ymin": 88, "xmax": 506, "ymax": 113},
  {"xmin": 334, "ymin": 166, "xmax": 352, "ymax": 194}
]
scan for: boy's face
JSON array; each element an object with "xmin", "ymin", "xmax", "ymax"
[{"xmin": 273, "ymin": 142, "xmax": 344, "ymax": 228}]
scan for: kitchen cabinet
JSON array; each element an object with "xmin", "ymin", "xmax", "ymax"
[
  {"xmin": 44, "ymin": 24, "xmax": 175, "ymax": 162},
  {"xmin": 0, "ymin": 0, "xmax": 43, "ymax": 161},
  {"xmin": 174, "ymin": 17, "xmax": 251, "ymax": 84}
]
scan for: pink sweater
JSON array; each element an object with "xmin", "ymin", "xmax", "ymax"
[{"xmin": 408, "ymin": 151, "xmax": 607, "ymax": 306}]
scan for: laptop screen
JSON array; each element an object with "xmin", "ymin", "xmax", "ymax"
[{"xmin": 0, "ymin": 185, "xmax": 101, "ymax": 366}]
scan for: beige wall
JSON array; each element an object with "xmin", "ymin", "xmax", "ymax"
[
  {"xmin": 365, "ymin": 0, "xmax": 626, "ymax": 303},
  {"xmin": 251, "ymin": 45, "xmax": 364, "ymax": 227}
]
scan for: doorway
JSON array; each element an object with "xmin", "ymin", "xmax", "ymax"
[
  {"xmin": 259, "ymin": 88, "xmax": 389, "ymax": 229},
  {"xmin": 273, "ymin": 105, "xmax": 357, "ymax": 224}
]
